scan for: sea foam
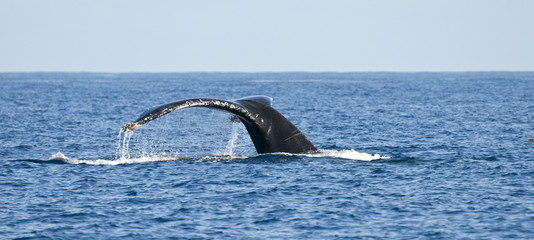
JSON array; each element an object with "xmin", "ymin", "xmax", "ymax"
[{"xmin": 310, "ymin": 149, "xmax": 389, "ymax": 161}]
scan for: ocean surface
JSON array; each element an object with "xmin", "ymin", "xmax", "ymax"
[{"xmin": 1, "ymin": 72, "xmax": 533, "ymax": 239}]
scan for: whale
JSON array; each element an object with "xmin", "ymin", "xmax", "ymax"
[{"xmin": 122, "ymin": 96, "xmax": 318, "ymax": 154}]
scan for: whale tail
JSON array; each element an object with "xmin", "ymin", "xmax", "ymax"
[{"xmin": 122, "ymin": 96, "xmax": 317, "ymax": 154}]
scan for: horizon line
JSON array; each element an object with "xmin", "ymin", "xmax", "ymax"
[{"xmin": 1, "ymin": 70, "xmax": 534, "ymax": 74}]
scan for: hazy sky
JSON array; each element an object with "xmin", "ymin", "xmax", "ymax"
[{"xmin": 1, "ymin": 0, "xmax": 533, "ymax": 72}]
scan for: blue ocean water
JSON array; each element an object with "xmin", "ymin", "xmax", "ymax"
[{"xmin": 1, "ymin": 72, "xmax": 533, "ymax": 239}]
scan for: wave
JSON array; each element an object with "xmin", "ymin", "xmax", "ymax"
[{"xmin": 45, "ymin": 149, "xmax": 388, "ymax": 166}]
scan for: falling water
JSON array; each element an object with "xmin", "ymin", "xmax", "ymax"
[
  {"xmin": 116, "ymin": 129, "xmax": 134, "ymax": 160},
  {"xmin": 222, "ymin": 122, "xmax": 240, "ymax": 156}
]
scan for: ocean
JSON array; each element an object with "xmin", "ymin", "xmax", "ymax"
[{"xmin": 1, "ymin": 72, "xmax": 533, "ymax": 239}]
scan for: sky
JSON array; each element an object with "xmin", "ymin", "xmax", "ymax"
[{"xmin": 1, "ymin": 0, "xmax": 533, "ymax": 72}]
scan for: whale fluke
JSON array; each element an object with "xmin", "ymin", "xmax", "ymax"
[{"xmin": 122, "ymin": 96, "xmax": 317, "ymax": 154}]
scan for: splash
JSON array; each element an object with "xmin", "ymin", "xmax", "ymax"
[
  {"xmin": 116, "ymin": 129, "xmax": 134, "ymax": 159},
  {"xmin": 222, "ymin": 123, "xmax": 240, "ymax": 156},
  {"xmin": 49, "ymin": 123, "xmax": 387, "ymax": 165},
  {"xmin": 48, "ymin": 152, "xmax": 69, "ymax": 160},
  {"xmin": 107, "ymin": 119, "xmax": 247, "ymax": 164}
]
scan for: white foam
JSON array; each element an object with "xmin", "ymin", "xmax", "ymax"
[
  {"xmin": 48, "ymin": 152, "xmax": 69, "ymax": 160},
  {"xmin": 47, "ymin": 149, "xmax": 388, "ymax": 165},
  {"xmin": 48, "ymin": 152, "xmax": 176, "ymax": 165},
  {"xmin": 307, "ymin": 149, "xmax": 389, "ymax": 161},
  {"xmin": 261, "ymin": 149, "xmax": 388, "ymax": 161}
]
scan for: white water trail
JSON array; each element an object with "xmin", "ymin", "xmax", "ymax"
[
  {"xmin": 271, "ymin": 149, "xmax": 388, "ymax": 161},
  {"xmin": 309, "ymin": 149, "xmax": 389, "ymax": 161},
  {"xmin": 47, "ymin": 148, "xmax": 388, "ymax": 165},
  {"xmin": 48, "ymin": 152, "xmax": 175, "ymax": 165}
]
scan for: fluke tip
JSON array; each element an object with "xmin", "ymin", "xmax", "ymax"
[{"xmin": 122, "ymin": 122, "xmax": 140, "ymax": 131}]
